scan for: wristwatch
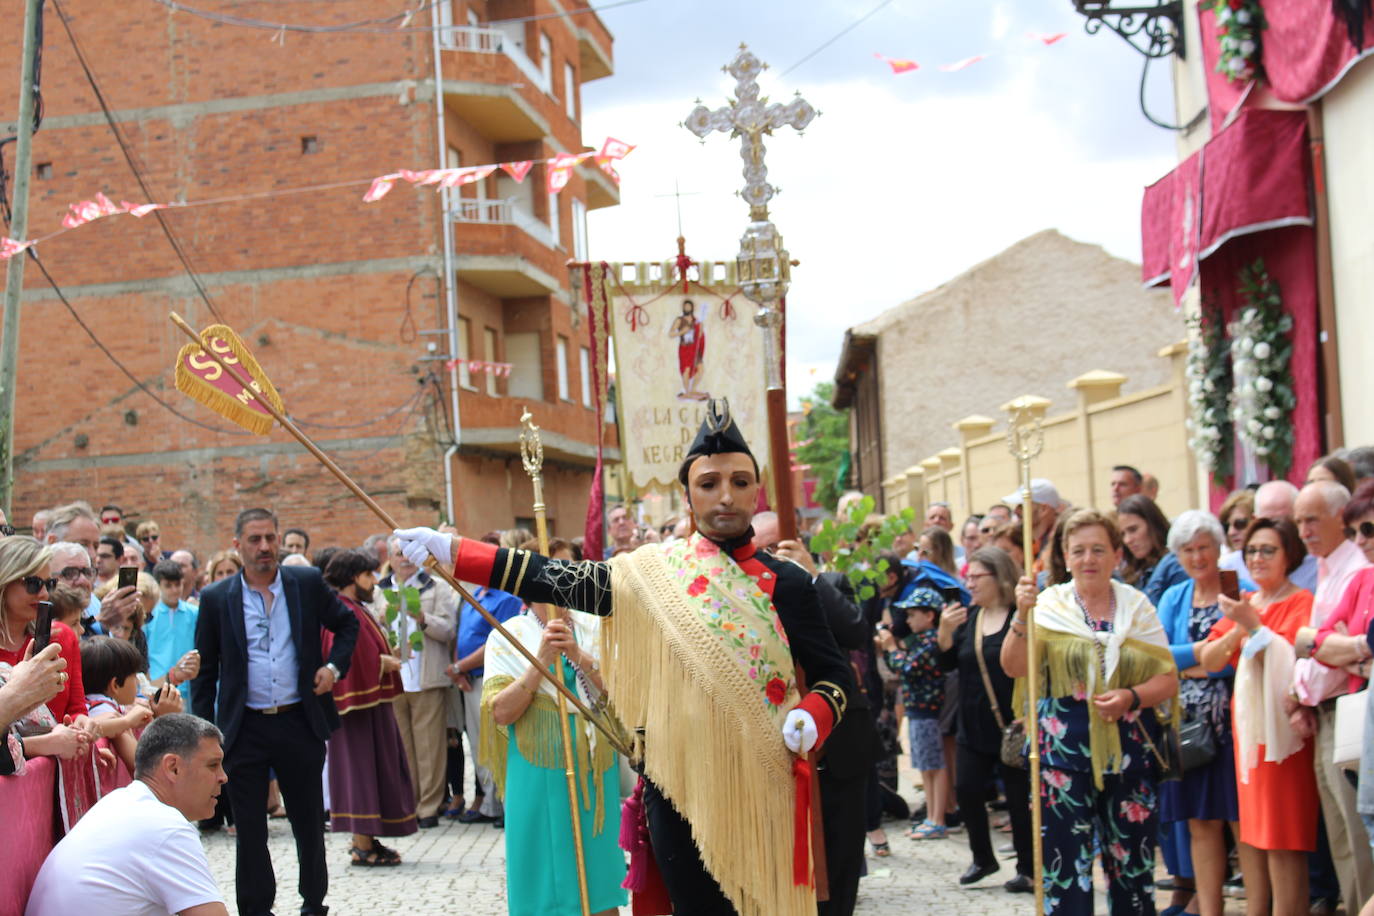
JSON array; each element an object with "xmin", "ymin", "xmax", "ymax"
[{"xmin": 325, "ymin": 662, "xmax": 341, "ymax": 680}]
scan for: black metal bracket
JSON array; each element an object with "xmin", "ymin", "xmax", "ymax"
[{"xmin": 1072, "ymin": 1, "xmax": 1187, "ymax": 60}]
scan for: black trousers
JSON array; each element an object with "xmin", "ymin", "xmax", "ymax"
[
  {"xmin": 225, "ymin": 705, "xmax": 329, "ymax": 916},
  {"xmin": 818, "ymin": 708, "xmax": 874, "ymax": 916},
  {"xmin": 955, "ymin": 742, "xmax": 1032, "ymax": 877},
  {"xmin": 643, "ymin": 777, "xmax": 737, "ymax": 915}
]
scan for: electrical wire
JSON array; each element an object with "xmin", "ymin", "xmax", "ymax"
[
  {"xmin": 23, "ymin": 248, "xmax": 254, "ymax": 436},
  {"xmin": 142, "ymin": 0, "xmax": 651, "ymax": 34},
  {"xmin": 780, "ymin": 0, "xmax": 894, "ymax": 77},
  {"xmin": 50, "ymin": 0, "xmax": 226, "ymax": 322},
  {"xmin": 288, "ymin": 383, "xmax": 427, "ymax": 429}
]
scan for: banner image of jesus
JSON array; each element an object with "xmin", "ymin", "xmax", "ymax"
[{"xmin": 669, "ymin": 299, "xmax": 708, "ymax": 401}]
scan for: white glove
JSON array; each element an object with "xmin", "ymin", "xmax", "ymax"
[
  {"xmin": 782, "ymin": 708, "xmax": 818, "ymax": 754},
  {"xmin": 392, "ymin": 527, "xmax": 454, "ymax": 569}
]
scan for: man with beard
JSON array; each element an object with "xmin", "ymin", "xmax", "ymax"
[
  {"xmin": 396, "ymin": 400, "xmax": 852, "ymax": 916},
  {"xmin": 192, "ymin": 508, "xmax": 359, "ymax": 916}
]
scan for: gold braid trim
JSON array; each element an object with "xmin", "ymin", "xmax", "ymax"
[
  {"xmin": 605, "ymin": 549, "xmax": 815, "ymax": 916},
  {"xmin": 476, "ymin": 673, "xmax": 615, "ymax": 836},
  {"xmin": 1013, "ymin": 631, "xmax": 1179, "ymax": 788}
]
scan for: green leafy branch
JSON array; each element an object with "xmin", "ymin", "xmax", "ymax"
[
  {"xmin": 382, "ymin": 587, "xmax": 426, "ymax": 653},
  {"xmin": 808, "ymin": 494, "xmax": 914, "ymax": 601}
]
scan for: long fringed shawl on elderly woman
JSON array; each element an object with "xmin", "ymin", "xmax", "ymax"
[{"xmin": 1016, "ymin": 580, "xmax": 1180, "ymax": 788}]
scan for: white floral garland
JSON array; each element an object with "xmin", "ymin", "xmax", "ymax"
[
  {"xmin": 1228, "ymin": 288, "xmax": 1295, "ymax": 474},
  {"xmin": 1185, "ymin": 327, "xmax": 1231, "ymax": 480}
]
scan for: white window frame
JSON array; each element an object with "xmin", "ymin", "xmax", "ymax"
[
  {"xmin": 539, "ymin": 32, "xmax": 553, "ymax": 89},
  {"xmin": 556, "ymin": 335, "xmax": 570, "ymax": 401},
  {"xmin": 547, "ymin": 190, "xmax": 561, "ymax": 247},
  {"xmin": 564, "ymin": 62, "xmax": 577, "ymax": 119},
  {"xmin": 571, "ymin": 198, "xmax": 588, "ymax": 261},
  {"xmin": 580, "ymin": 346, "xmax": 592, "ymax": 407},
  {"xmin": 483, "ymin": 327, "xmax": 500, "ymax": 396},
  {"xmin": 456, "ymin": 318, "xmax": 476, "ymax": 390}
]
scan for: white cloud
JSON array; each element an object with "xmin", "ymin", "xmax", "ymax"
[{"xmin": 583, "ymin": 17, "xmax": 1176, "ymax": 406}]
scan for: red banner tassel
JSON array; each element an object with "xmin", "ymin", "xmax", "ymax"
[{"xmin": 792, "ymin": 756, "xmax": 813, "ymax": 887}]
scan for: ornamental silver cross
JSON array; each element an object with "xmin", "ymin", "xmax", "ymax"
[{"xmin": 683, "ymin": 44, "xmax": 816, "ymax": 221}]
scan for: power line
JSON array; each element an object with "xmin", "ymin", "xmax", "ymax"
[
  {"xmin": 142, "ymin": 0, "xmax": 651, "ymax": 34},
  {"xmin": 780, "ymin": 0, "xmax": 894, "ymax": 77},
  {"xmin": 23, "ymin": 248, "xmax": 253, "ymax": 435},
  {"xmin": 50, "ymin": 0, "xmax": 226, "ymax": 323}
]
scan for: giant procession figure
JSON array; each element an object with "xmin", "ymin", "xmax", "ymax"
[{"xmin": 394, "ymin": 399, "xmax": 853, "ymax": 916}]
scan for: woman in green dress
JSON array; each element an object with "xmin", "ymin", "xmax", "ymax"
[{"xmin": 480, "ymin": 556, "xmax": 627, "ymax": 916}]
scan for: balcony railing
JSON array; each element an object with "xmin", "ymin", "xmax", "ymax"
[
  {"xmin": 439, "ymin": 26, "xmax": 552, "ymax": 95},
  {"xmin": 451, "ymin": 197, "xmax": 554, "ymax": 248}
]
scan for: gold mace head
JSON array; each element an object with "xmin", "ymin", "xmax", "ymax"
[{"xmin": 518, "ymin": 407, "xmax": 544, "ymax": 477}]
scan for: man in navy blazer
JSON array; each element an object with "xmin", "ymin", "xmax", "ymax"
[{"xmin": 192, "ymin": 507, "xmax": 358, "ymax": 916}]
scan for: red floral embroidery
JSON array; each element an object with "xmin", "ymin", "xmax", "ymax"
[
  {"xmin": 686, "ymin": 575, "xmax": 709, "ymax": 597},
  {"xmin": 1121, "ymin": 800, "xmax": 1151, "ymax": 823},
  {"xmin": 765, "ymin": 677, "xmax": 787, "ymax": 705}
]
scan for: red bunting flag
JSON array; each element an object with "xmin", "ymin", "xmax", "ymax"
[
  {"xmin": 501, "ymin": 160, "xmax": 534, "ymax": 182},
  {"xmin": 873, "ymin": 52, "xmax": 919, "ymax": 73},
  {"xmin": 939, "ymin": 55, "xmax": 985, "ymax": 72}
]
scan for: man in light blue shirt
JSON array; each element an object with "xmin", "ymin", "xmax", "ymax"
[{"xmin": 146, "ymin": 559, "xmax": 200, "ymax": 701}]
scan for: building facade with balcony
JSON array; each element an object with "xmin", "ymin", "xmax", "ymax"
[{"xmin": 1, "ymin": 0, "xmax": 617, "ymax": 551}]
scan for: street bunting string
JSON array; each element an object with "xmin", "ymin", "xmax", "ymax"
[
  {"xmin": 874, "ymin": 29, "xmax": 1067, "ymax": 75},
  {"xmin": 444, "ymin": 357, "xmax": 512, "ymax": 377},
  {"xmin": 0, "ymin": 138, "xmax": 635, "ymax": 261}
]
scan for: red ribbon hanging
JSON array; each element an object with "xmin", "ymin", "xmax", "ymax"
[
  {"xmin": 792, "ymin": 756, "xmax": 813, "ymax": 888},
  {"xmin": 625, "ymin": 300, "xmax": 649, "ymax": 332},
  {"xmin": 718, "ymin": 295, "xmax": 736, "ymax": 320}
]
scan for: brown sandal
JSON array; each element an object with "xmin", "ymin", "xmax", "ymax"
[{"xmin": 350, "ymin": 845, "xmax": 401, "ymax": 867}]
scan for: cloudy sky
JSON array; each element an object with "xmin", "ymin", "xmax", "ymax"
[{"xmin": 579, "ymin": 0, "xmax": 1182, "ymax": 401}]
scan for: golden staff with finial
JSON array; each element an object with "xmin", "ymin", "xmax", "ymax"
[
  {"xmin": 1006, "ymin": 397, "xmax": 1045, "ymax": 914},
  {"xmin": 519, "ymin": 408, "xmax": 592, "ymax": 916}
]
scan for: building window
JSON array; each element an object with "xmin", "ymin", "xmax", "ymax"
[
  {"xmin": 447, "ymin": 146, "xmax": 461, "ymax": 170},
  {"xmin": 556, "ymin": 336, "xmax": 570, "ymax": 400},
  {"xmin": 506, "ymin": 332, "xmax": 543, "ymax": 400},
  {"xmin": 438, "ymin": 0, "xmax": 454, "ymax": 48},
  {"xmin": 35, "ymin": 162, "xmax": 53, "ymax": 180},
  {"xmin": 539, "ymin": 32, "xmax": 553, "ymax": 88},
  {"xmin": 483, "ymin": 327, "xmax": 499, "ymax": 396},
  {"xmin": 571, "ymin": 198, "xmax": 588, "ymax": 261},
  {"xmin": 580, "ymin": 346, "xmax": 592, "ymax": 407},
  {"xmin": 564, "ymin": 62, "xmax": 577, "ymax": 119},
  {"xmin": 547, "ymin": 190, "xmax": 561, "ymax": 247},
  {"xmin": 467, "ymin": 6, "xmax": 479, "ymax": 27},
  {"xmin": 301, "ymin": 136, "xmax": 319, "ymax": 154},
  {"xmin": 456, "ymin": 318, "xmax": 475, "ymax": 390}
]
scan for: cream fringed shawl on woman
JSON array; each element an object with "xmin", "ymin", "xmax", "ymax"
[
  {"xmin": 1020, "ymin": 580, "xmax": 1179, "ymax": 787},
  {"xmin": 478, "ymin": 611, "xmax": 617, "ymax": 835}
]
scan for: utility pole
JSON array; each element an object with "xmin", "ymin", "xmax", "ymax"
[{"xmin": 0, "ymin": 0, "xmax": 44, "ymax": 515}]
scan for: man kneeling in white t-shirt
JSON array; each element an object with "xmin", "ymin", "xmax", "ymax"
[{"xmin": 26, "ymin": 713, "xmax": 229, "ymax": 916}]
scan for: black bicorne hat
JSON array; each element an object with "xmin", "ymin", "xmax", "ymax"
[{"xmin": 677, "ymin": 397, "xmax": 759, "ymax": 486}]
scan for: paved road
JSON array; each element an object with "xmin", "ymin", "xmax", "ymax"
[{"xmin": 201, "ymin": 738, "xmax": 1043, "ymax": 916}]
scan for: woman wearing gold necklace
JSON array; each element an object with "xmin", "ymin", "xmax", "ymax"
[{"xmin": 1002, "ymin": 509, "xmax": 1179, "ymax": 915}]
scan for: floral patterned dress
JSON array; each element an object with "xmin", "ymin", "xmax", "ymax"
[{"xmin": 1039, "ymin": 616, "xmax": 1162, "ymax": 916}]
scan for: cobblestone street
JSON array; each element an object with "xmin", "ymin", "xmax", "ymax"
[{"xmin": 201, "ymin": 743, "xmax": 1041, "ymax": 916}]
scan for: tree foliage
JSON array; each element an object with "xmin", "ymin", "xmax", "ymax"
[{"xmin": 795, "ymin": 381, "xmax": 851, "ymax": 511}]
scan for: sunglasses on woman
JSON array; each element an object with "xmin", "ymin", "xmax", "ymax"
[{"xmin": 21, "ymin": 575, "xmax": 58, "ymax": 595}]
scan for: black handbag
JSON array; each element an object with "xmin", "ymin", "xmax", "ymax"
[{"xmin": 1178, "ymin": 714, "xmax": 1218, "ymax": 772}]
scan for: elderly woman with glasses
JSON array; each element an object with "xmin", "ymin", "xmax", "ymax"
[
  {"xmin": 0, "ymin": 536, "xmax": 93, "ymax": 761},
  {"xmin": 1156, "ymin": 511, "xmax": 1247, "ymax": 916},
  {"xmin": 1199, "ymin": 518, "xmax": 1317, "ymax": 916}
]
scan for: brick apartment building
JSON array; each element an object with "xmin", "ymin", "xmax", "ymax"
[{"xmin": 1, "ymin": 0, "xmax": 618, "ymax": 554}]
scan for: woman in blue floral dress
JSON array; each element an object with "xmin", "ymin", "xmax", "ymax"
[{"xmin": 1002, "ymin": 509, "xmax": 1180, "ymax": 916}]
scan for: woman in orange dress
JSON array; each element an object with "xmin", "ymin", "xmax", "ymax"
[{"xmin": 1199, "ymin": 517, "xmax": 1317, "ymax": 916}]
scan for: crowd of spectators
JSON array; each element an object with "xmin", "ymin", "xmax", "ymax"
[{"xmin": 7, "ymin": 444, "xmax": 1374, "ymax": 915}]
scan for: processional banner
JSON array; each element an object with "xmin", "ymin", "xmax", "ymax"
[{"xmin": 608, "ymin": 286, "xmax": 770, "ymax": 491}]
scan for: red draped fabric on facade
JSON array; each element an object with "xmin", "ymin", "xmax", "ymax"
[
  {"xmin": 1262, "ymin": 0, "xmax": 1374, "ymax": 102},
  {"xmin": 1140, "ymin": 109, "xmax": 1319, "ymax": 499}
]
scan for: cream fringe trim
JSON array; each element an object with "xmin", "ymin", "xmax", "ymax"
[
  {"xmin": 478, "ymin": 674, "xmax": 614, "ymax": 836},
  {"xmin": 605, "ymin": 549, "xmax": 814, "ymax": 916},
  {"xmin": 1014, "ymin": 631, "xmax": 1179, "ymax": 788}
]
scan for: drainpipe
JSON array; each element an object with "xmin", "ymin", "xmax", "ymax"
[{"xmin": 431, "ymin": 3, "xmax": 463, "ymax": 524}]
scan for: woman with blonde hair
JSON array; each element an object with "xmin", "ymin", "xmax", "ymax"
[
  {"xmin": 0, "ymin": 536, "xmax": 92, "ymax": 762},
  {"xmin": 205, "ymin": 549, "xmax": 243, "ymax": 584},
  {"xmin": 1002, "ymin": 510, "xmax": 1179, "ymax": 915}
]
